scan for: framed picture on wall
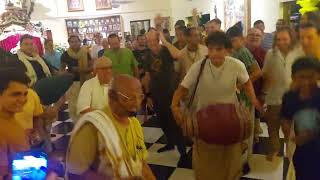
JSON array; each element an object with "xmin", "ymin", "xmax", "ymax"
[
  {"xmin": 95, "ymin": 0, "xmax": 112, "ymax": 10},
  {"xmin": 67, "ymin": 0, "xmax": 84, "ymax": 12},
  {"xmin": 223, "ymin": 0, "xmax": 250, "ymax": 33},
  {"xmin": 130, "ymin": 19, "xmax": 150, "ymax": 39}
]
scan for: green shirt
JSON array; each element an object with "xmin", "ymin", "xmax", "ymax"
[
  {"xmin": 232, "ymin": 47, "xmax": 257, "ymax": 107},
  {"xmin": 104, "ymin": 48, "xmax": 138, "ymax": 76}
]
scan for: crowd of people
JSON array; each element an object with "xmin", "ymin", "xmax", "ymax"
[{"xmin": 0, "ymin": 10, "xmax": 320, "ymax": 180}]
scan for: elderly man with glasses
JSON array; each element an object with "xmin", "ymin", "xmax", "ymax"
[
  {"xmin": 246, "ymin": 27, "xmax": 267, "ymax": 142},
  {"xmin": 67, "ymin": 74, "xmax": 155, "ymax": 180}
]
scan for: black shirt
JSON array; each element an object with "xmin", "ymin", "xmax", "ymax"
[
  {"xmin": 28, "ymin": 60, "xmax": 47, "ymax": 80},
  {"xmin": 10, "ymin": 54, "xmax": 49, "ymax": 81},
  {"xmin": 145, "ymin": 46, "xmax": 177, "ymax": 99},
  {"xmin": 281, "ymin": 88, "xmax": 320, "ymax": 137},
  {"xmin": 133, "ymin": 48, "xmax": 150, "ymax": 71},
  {"xmin": 61, "ymin": 52, "xmax": 91, "ymax": 81}
]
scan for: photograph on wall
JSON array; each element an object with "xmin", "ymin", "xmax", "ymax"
[
  {"xmin": 95, "ymin": 0, "xmax": 112, "ymax": 10},
  {"xmin": 130, "ymin": 19, "xmax": 150, "ymax": 39},
  {"xmin": 223, "ymin": 0, "xmax": 247, "ymax": 30},
  {"xmin": 67, "ymin": 0, "xmax": 84, "ymax": 12}
]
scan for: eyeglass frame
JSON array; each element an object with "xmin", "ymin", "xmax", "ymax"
[{"xmin": 116, "ymin": 91, "xmax": 145, "ymax": 102}]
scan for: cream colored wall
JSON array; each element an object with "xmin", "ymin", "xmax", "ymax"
[
  {"xmin": 251, "ymin": 0, "xmax": 280, "ymax": 33},
  {"xmin": 31, "ymin": 0, "xmax": 171, "ymax": 44},
  {"xmin": 29, "ymin": 0, "xmax": 281, "ymax": 44},
  {"xmin": 170, "ymin": 0, "xmax": 211, "ymax": 24}
]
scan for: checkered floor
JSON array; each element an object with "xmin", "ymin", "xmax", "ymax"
[{"xmin": 50, "ymin": 107, "xmax": 289, "ymax": 180}]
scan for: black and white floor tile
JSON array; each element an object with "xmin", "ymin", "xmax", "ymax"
[{"xmin": 50, "ymin": 108, "xmax": 289, "ymax": 180}]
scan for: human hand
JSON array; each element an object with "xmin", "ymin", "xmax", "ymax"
[
  {"xmin": 44, "ymin": 106, "xmax": 59, "ymax": 121},
  {"xmin": 146, "ymin": 97, "xmax": 153, "ymax": 110},
  {"xmin": 192, "ymin": 8, "xmax": 199, "ymax": 17},
  {"xmin": 158, "ymin": 32, "xmax": 168, "ymax": 45},
  {"xmin": 171, "ymin": 106, "xmax": 183, "ymax": 126}
]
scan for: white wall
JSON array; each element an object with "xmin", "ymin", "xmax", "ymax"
[
  {"xmin": 251, "ymin": 0, "xmax": 280, "ymax": 33},
  {"xmin": 31, "ymin": 0, "xmax": 171, "ymax": 44},
  {"xmin": 170, "ymin": 0, "xmax": 212, "ymax": 24},
  {"xmin": 29, "ymin": 0, "xmax": 281, "ymax": 44}
]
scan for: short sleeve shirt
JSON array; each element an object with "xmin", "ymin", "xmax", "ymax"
[
  {"xmin": 133, "ymin": 48, "xmax": 150, "ymax": 71},
  {"xmin": 232, "ymin": 47, "xmax": 257, "ymax": 106},
  {"xmin": 76, "ymin": 76, "xmax": 109, "ymax": 114},
  {"xmin": 90, "ymin": 44, "xmax": 103, "ymax": 60},
  {"xmin": 44, "ymin": 50, "xmax": 62, "ymax": 69},
  {"xmin": 181, "ymin": 56, "xmax": 249, "ymax": 111},
  {"xmin": 145, "ymin": 47, "xmax": 177, "ymax": 98},
  {"xmin": 15, "ymin": 89, "xmax": 43, "ymax": 130},
  {"xmin": 281, "ymin": 89, "xmax": 320, "ymax": 138},
  {"xmin": 104, "ymin": 48, "xmax": 138, "ymax": 76},
  {"xmin": 262, "ymin": 48, "xmax": 304, "ymax": 105},
  {"xmin": 178, "ymin": 44, "xmax": 208, "ymax": 80},
  {"xmin": 232, "ymin": 47, "xmax": 256, "ymax": 72},
  {"xmin": 262, "ymin": 33, "xmax": 274, "ymax": 50}
]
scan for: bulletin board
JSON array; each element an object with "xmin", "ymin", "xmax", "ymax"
[{"xmin": 65, "ymin": 15, "xmax": 122, "ymax": 39}]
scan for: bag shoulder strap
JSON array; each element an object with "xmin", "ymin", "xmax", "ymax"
[{"xmin": 187, "ymin": 56, "xmax": 208, "ymax": 108}]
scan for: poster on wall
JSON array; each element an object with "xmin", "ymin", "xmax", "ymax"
[
  {"xmin": 130, "ymin": 19, "xmax": 150, "ymax": 39},
  {"xmin": 223, "ymin": 0, "xmax": 250, "ymax": 33},
  {"xmin": 65, "ymin": 15, "xmax": 122, "ymax": 40},
  {"xmin": 95, "ymin": 0, "xmax": 112, "ymax": 10},
  {"xmin": 67, "ymin": 0, "xmax": 84, "ymax": 12}
]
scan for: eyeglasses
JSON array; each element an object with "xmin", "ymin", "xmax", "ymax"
[{"xmin": 117, "ymin": 91, "xmax": 145, "ymax": 102}]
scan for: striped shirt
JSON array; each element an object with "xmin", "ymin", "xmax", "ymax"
[{"xmin": 262, "ymin": 33, "xmax": 274, "ymax": 50}]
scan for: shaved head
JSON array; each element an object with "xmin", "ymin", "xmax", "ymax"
[
  {"xmin": 109, "ymin": 75, "xmax": 143, "ymax": 115},
  {"xmin": 146, "ymin": 31, "xmax": 161, "ymax": 54},
  {"xmin": 146, "ymin": 31, "xmax": 159, "ymax": 42},
  {"xmin": 110, "ymin": 75, "xmax": 141, "ymax": 94}
]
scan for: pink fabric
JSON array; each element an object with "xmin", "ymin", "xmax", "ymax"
[{"xmin": 0, "ymin": 34, "xmax": 44, "ymax": 56}]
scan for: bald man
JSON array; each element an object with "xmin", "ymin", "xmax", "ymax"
[
  {"xmin": 77, "ymin": 57, "xmax": 113, "ymax": 115},
  {"xmin": 143, "ymin": 31, "xmax": 188, "ymax": 165},
  {"xmin": 67, "ymin": 75, "xmax": 155, "ymax": 180}
]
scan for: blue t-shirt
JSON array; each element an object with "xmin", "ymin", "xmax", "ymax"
[
  {"xmin": 44, "ymin": 50, "xmax": 62, "ymax": 69},
  {"xmin": 281, "ymin": 88, "xmax": 320, "ymax": 140}
]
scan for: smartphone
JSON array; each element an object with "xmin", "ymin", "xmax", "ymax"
[{"xmin": 11, "ymin": 151, "xmax": 48, "ymax": 180}]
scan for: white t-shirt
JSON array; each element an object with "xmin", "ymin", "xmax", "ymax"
[
  {"xmin": 262, "ymin": 47, "xmax": 304, "ymax": 105},
  {"xmin": 181, "ymin": 56, "xmax": 249, "ymax": 111},
  {"xmin": 77, "ymin": 76, "xmax": 109, "ymax": 114},
  {"xmin": 90, "ymin": 44, "xmax": 103, "ymax": 59}
]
